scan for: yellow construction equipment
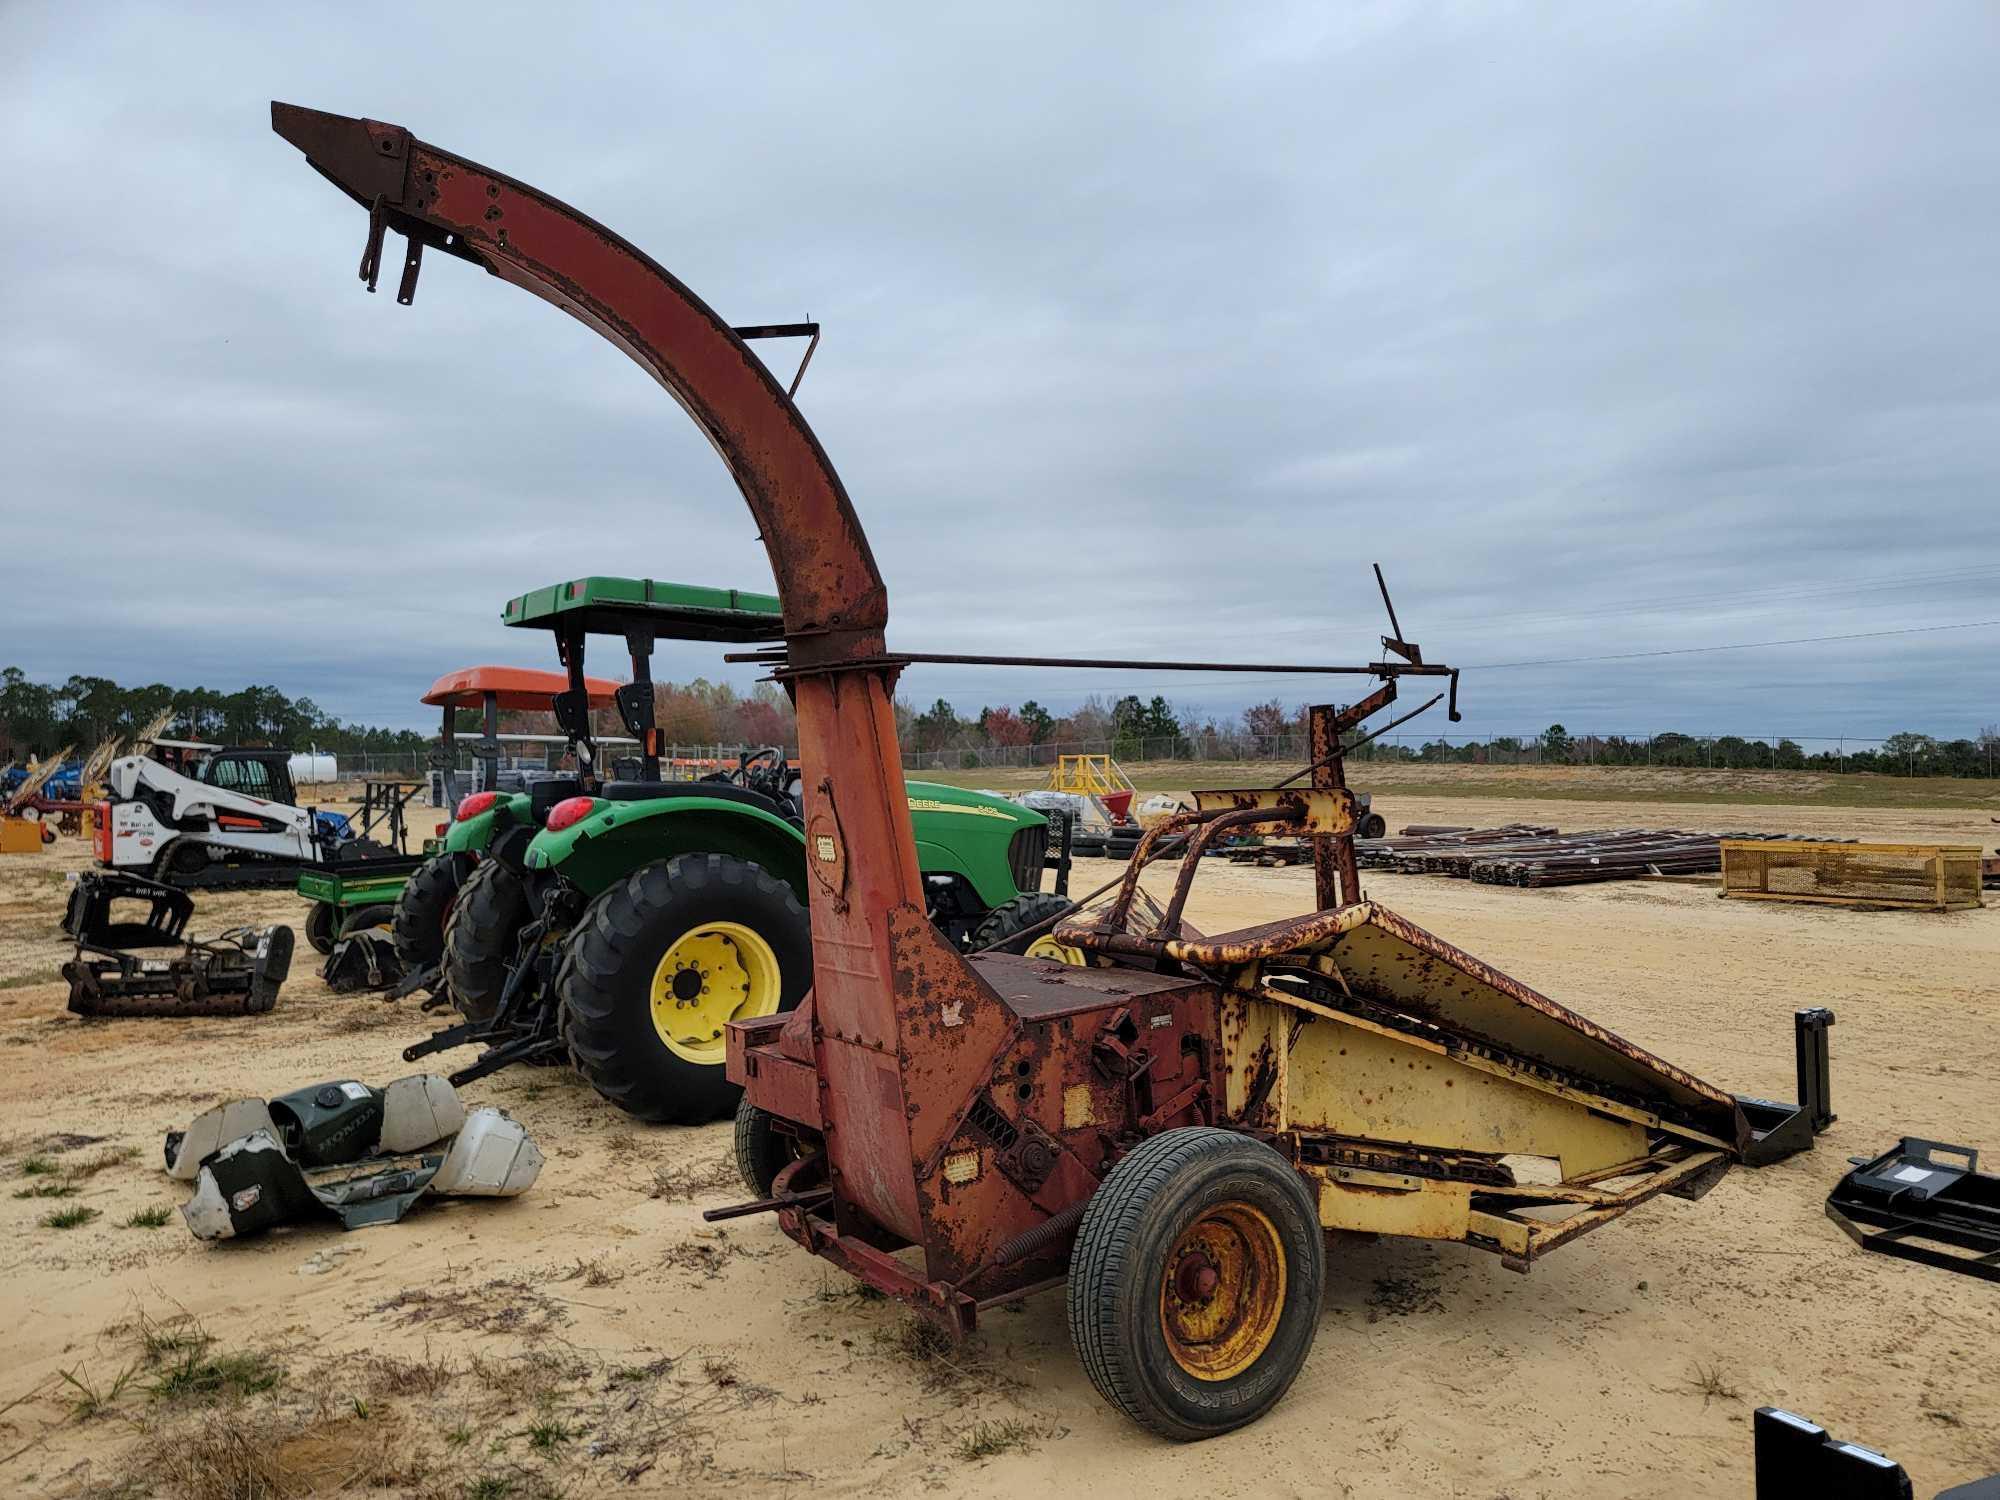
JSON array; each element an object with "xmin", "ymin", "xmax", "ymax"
[{"xmin": 1046, "ymin": 753, "xmax": 1135, "ymax": 798}]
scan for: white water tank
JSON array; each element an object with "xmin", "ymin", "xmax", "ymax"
[{"xmin": 288, "ymin": 752, "xmax": 339, "ymax": 784}]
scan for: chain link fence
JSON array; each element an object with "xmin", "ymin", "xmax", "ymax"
[{"xmin": 901, "ymin": 732, "xmax": 2000, "ymax": 779}]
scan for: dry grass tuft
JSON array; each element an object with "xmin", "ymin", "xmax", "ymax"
[
  {"xmin": 1683, "ymin": 1362, "xmax": 1743, "ymax": 1408},
  {"xmin": 647, "ymin": 1155, "xmax": 740, "ymax": 1201}
]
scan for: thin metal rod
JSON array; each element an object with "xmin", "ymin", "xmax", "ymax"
[
  {"xmin": 1374, "ymin": 563, "xmax": 1404, "ymax": 644},
  {"xmin": 725, "ymin": 648, "xmax": 1453, "ymax": 676}
]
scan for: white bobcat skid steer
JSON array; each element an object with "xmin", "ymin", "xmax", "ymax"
[{"xmin": 101, "ymin": 748, "xmax": 323, "ymax": 883}]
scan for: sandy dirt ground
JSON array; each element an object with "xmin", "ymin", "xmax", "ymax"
[{"xmin": 1, "ymin": 791, "xmax": 1996, "ymax": 1498}]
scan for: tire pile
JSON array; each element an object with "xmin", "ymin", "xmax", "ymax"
[
  {"xmin": 1356, "ymin": 825, "xmax": 1825, "ymax": 889},
  {"xmin": 1071, "ymin": 823, "xmax": 1191, "ymax": 862}
]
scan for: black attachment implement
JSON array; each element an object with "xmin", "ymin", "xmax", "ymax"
[
  {"xmin": 1826, "ymin": 1137, "xmax": 2000, "ymax": 1283},
  {"xmin": 64, "ymin": 926, "xmax": 294, "ymax": 1018},
  {"xmin": 1752, "ymin": 1407, "xmax": 1912, "ymax": 1500},
  {"xmin": 1736, "ymin": 1008, "xmax": 1836, "ymax": 1166},
  {"xmin": 62, "ymin": 871, "xmax": 193, "ymax": 949}
]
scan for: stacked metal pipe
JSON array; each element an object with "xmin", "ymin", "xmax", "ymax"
[{"xmin": 1357, "ymin": 826, "xmax": 1827, "ymax": 889}]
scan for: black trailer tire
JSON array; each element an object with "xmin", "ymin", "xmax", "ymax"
[
  {"xmin": 969, "ymin": 891, "xmax": 1075, "ymax": 954},
  {"xmin": 442, "ymin": 857, "xmax": 532, "ymax": 1026},
  {"xmin": 558, "ymin": 854, "xmax": 810, "ymax": 1125},
  {"xmin": 733, "ymin": 1098, "xmax": 811, "ymax": 1197},
  {"xmin": 391, "ymin": 851, "xmax": 475, "ymax": 971},
  {"xmin": 1067, "ymin": 1127, "xmax": 1325, "ymax": 1442},
  {"xmin": 304, "ymin": 901, "xmax": 337, "ymax": 955},
  {"xmin": 1359, "ymin": 813, "xmax": 1387, "ymax": 841}
]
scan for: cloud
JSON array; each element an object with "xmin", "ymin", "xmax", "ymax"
[{"xmin": 2, "ymin": 1, "xmax": 1995, "ymax": 743}]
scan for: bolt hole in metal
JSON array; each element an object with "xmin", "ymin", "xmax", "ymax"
[
  {"xmin": 1015, "ymin": 1082, "xmax": 1033, "ymax": 1101},
  {"xmin": 1014, "ymin": 1060, "xmax": 1032, "ymax": 1078}
]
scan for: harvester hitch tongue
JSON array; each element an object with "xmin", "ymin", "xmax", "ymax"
[{"xmin": 278, "ymin": 101, "xmax": 1819, "ymax": 1443}]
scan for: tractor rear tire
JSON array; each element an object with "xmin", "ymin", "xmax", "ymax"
[
  {"xmin": 1359, "ymin": 813, "xmax": 1387, "ymax": 841},
  {"xmin": 558, "ymin": 854, "xmax": 810, "ymax": 1125},
  {"xmin": 392, "ymin": 851, "xmax": 475, "ymax": 972},
  {"xmin": 442, "ymin": 858, "xmax": 532, "ymax": 1026},
  {"xmin": 969, "ymin": 891, "xmax": 1074, "ymax": 954},
  {"xmin": 1067, "ymin": 1127, "xmax": 1324, "ymax": 1441}
]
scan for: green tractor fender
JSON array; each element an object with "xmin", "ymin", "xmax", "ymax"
[
  {"xmin": 442, "ymin": 792, "xmax": 534, "ymax": 856},
  {"xmin": 525, "ymin": 796, "xmax": 808, "ymax": 904}
]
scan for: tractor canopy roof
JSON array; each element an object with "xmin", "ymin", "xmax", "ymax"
[
  {"xmin": 503, "ymin": 577, "xmax": 785, "ymax": 644},
  {"xmin": 422, "ymin": 666, "xmax": 620, "ymax": 711}
]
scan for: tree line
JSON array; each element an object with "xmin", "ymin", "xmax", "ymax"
[
  {"xmin": 0, "ymin": 668, "xmax": 428, "ymax": 761},
  {"xmin": 7, "ymin": 667, "xmax": 1993, "ymax": 780}
]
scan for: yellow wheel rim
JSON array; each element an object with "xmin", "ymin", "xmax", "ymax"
[
  {"xmin": 1025, "ymin": 933, "xmax": 1088, "ymax": 966},
  {"xmin": 1158, "ymin": 1201, "xmax": 1287, "ymax": 1381},
  {"xmin": 648, "ymin": 921, "xmax": 783, "ymax": 1066}
]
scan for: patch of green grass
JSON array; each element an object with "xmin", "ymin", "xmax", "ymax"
[
  {"xmin": 15, "ymin": 1181, "xmax": 79, "ymax": 1200},
  {"xmin": 0, "ymin": 968, "xmax": 62, "ymax": 992},
  {"xmin": 20, "ymin": 1155, "xmax": 58, "ymax": 1176},
  {"xmin": 466, "ymin": 1477, "xmax": 515, "ymax": 1500},
  {"xmin": 524, "ymin": 1416, "xmax": 573, "ymax": 1453},
  {"xmin": 136, "ymin": 1313, "xmax": 211, "ymax": 1363},
  {"xmin": 954, "ymin": 1419, "xmax": 1037, "ymax": 1462},
  {"xmin": 149, "ymin": 1347, "xmax": 281, "ymax": 1405},
  {"xmin": 122, "ymin": 1204, "xmax": 173, "ymax": 1228},
  {"xmin": 445, "ymin": 1422, "xmax": 475, "ymax": 1448},
  {"xmin": 59, "ymin": 1362, "xmax": 135, "ymax": 1420},
  {"xmin": 41, "ymin": 1205, "xmax": 99, "ymax": 1230}
]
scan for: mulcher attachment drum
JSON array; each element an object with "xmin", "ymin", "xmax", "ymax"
[{"xmin": 64, "ymin": 926, "xmax": 295, "ymax": 1017}]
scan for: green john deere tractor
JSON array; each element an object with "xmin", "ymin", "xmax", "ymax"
[{"xmin": 395, "ymin": 576, "xmax": 1071, "ymax": 1125}]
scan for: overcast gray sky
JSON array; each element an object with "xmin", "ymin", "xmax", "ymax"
[{"xmin": 4, "ymin": 3, "xmax": 1996, "ymax": 745}]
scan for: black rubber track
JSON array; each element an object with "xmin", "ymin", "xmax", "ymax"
[
  {"xmin": 968, "ymin": 891, "xmax": 1075, "ymax": 954},
  {"xmin": 557, "ymin": 853, "xmax": 811, "ymax": 1125},
  {"xmin": 1066, "ymin": 1126, "xmax": 1325, "ymax": 1441},
  {"xmin": 391, "ymin": 851, "xmax": 475, "ymax": 972},
  {"xmin": 442, "ymin": 857, "xmax": 532, "ymax": 1025}
]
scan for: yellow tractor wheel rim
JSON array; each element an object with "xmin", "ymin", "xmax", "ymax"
[
  {"xmin": 1025, "ymin": 933, "xmax": 1088, "ymax": 966},
  {"xmin": 1158, "ymin": 1201, "xmax": 1287, "ymax": 1381},
  {"xmin": 648, "ymin": 921, "xmax": 783, "ymax": 1066}
]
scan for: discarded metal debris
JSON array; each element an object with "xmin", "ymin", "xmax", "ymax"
[
  {"xmin": 64, "ymin": 925, "xmax": 294, "ymax": 1017},
  {"xmin": 62, "ymin": 870, "xmax": 193, "ymax": 949},
  {"xmin": 163, "ymin": 1073, "xmax": 541, "ymax": 1239},
  {"xmin": 1826, "ymin": 1138, "xmax": 2000, "ymax": 1283}
]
